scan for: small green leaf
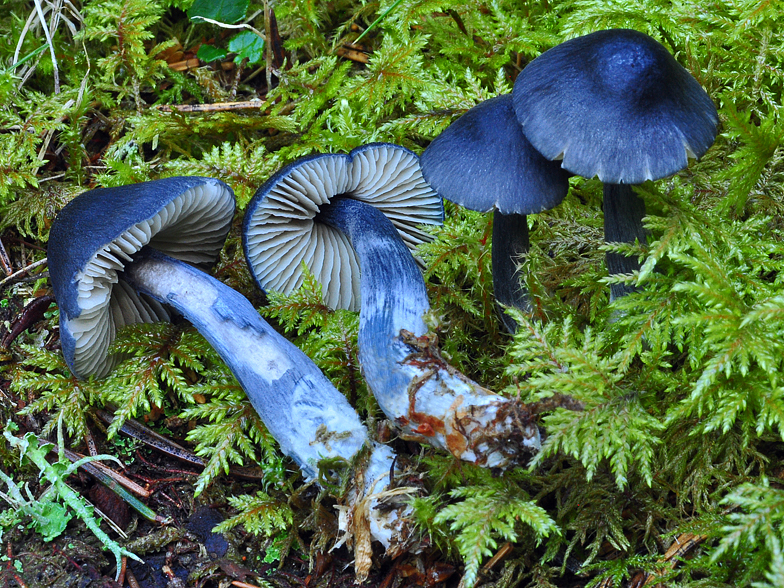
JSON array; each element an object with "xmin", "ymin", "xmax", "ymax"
[
  {"xmin": 228, "ymin": 31, "xmax": 265, "ymax": 65},
  {"xmin": 30, "ymin": 502, "xmax": 71, "ymax": 541},
  {"xmin": 188, "ymin": 0, "xmax": 249, "ymax": 24},
  {"xmin": 197, "ymin": 44, "xmax": 227, "ymax": 63}
]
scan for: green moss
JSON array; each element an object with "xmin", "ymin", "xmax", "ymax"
[{"xmin": 1, "ymin": 0, "xmax": 783, "ymax": 585}]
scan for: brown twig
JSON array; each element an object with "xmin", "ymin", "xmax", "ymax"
[
  {"xmin": 157, "ymin": 490, "xmax": 184, "ymax": 510},
  {"xmin": 480, "ymin": 542, "xmax": 514, "ymax": 575},
  {"xmin": 1, "ymin": 294, "xmax": 55, "ymax": 348},
  {"xmin": 126, "ymin": 567, "xmax": 142, "ymax": 588},
  {"xmin": 127, "ymin": 472, "xmax": 190, "ymax": 485},
  {"xmin": 336, "ymin": 46, "xmax": 370, "ymax": 64},
  {"xmin": 264, "ymin": 0, "xmax": 273, "ymax": 91},
  {"xmin": 601, "ymin": 532, "xmax": 709, "ymax": 588},
  {"xmin": 61, "ymin": 446, "xmax": 153, "ymax": 499},
  {"xmin": 84, "ymin": 429, "xmax": 99, "ymax": 457},
  {"xmin": 155, "ymin": 101, "xmax": 265, "ymax": 113},
  {"xmin": 232, "ymin": 582, "xmax": 269, "ymax": 588},
  {"xmin": 95, "ymin": 409, "xmax": 265, "ymax": 479},
  {"xmin": 639, "ymin": 532, "xmax": 708, "ymax": 587},
  {"xmin": 168, "ymin": 58, "xmax": 200, "ymax": 72},
  {"xmin": 378, "ymin": 559, "xmax": 400, "ymax": 588},
  {"xmin": 0, "ymin": 257, "xmax": 48, "ymax": 291},
  {"xmin": 5, "ymin": 542, "xmax": 29, "ymax": 588},
  {"xmin": 117, "ymin": 556, "xmax": 127, "ymax": 587},
  {"xmin": 132, "ymin": 450, "xmax": 201, "ymax": 478},
  {"xmin": 0, "ymin": 239, "xmax": 12, "ymax": 276},
  {"xmin": 3, "ymin": 236, "xmax": 46, "ymax": 252}
]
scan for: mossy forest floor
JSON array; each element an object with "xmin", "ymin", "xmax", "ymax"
[{"xmin": 2, "ymin": 1, "xmax": 784, "ymax": 587}]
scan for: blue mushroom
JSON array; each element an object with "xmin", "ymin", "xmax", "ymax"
[
  {"xmin": 420, "ymin": 94, "xmax": 570, "ymax": 330},
  {"xmin": 48, "ymin": 178, "xmax": 413, "ymax": 563},
  {"xmin": 49, "ymin": 177, "xmax": 235, "ymax": 379},
  {"xmin": 316, "ymin": 197, "xmax": 541, "ymax": 468},
  {"xmin": 513, "ymin": 29, "xmax": 718, "ymax": 299},
  {"xmin": 243, "ymin": 143, "xmax": 443, "ymax": 311}
]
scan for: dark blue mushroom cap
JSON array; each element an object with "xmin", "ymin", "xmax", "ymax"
[
  {"xmin": 243, "ymin": 143, "xmax": 443, "ymax": 311},
  {"xmin": 421, "ymin": 94, "xmax": 570, "ymax": 214},
  {"xmin": 48, "ymin": 177, "xmax": 235, "ymax": 378},
  {"xmin": 512, "ymin": 29, "xmax": 718, "ymax": 184}
]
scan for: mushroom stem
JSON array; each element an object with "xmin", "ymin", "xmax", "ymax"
[
  {"xmin": 492, "ymin": 211, "xmax": 530, "ymax": 331},
  {"xmin": 122, "ymin": 248, "xmax": 409, "ymax": 550},
  {"xmin": 603, "ymin": 183, "xmax": 647, "ymax": 300},
  {"xmin": 318, "ymin": 198, "xmax": 541, "ymax": 468}
]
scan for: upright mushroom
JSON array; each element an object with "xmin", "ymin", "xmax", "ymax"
[
  {"xmin": 48, "ymin": 178, "xmax": 414, "ymax": 568},
  {"xmin": 243, "ymin": 143, "xmax": 443, "ymax": 311},
  {"xmin": 512, "ymin": 29, "xmax": 718, "ymax": 299},
  {"xmin": 420, "ymin": 94, "xmax": 571, "ymax": 330}
]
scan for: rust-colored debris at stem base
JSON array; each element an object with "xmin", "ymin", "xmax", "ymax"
[
  {"xmin": 398, "ymin": 395, "xmax": 542, "ymax": 468},
  {"xmin": 454, "ymin": 399, "xmax": 540, "ymax": 466},
  {"xmin": 394, "ymin": 330, "xmax": 558, "ymax": 468}
]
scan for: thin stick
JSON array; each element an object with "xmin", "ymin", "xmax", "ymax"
[
  {"xmin": 4, "ymin": 236, "xmax": 45, "ymax": 252},
  {"xmin": 13, "ymin": 8, "xmax": 39, "ymax": 64},
  {"xmin": 117, "ymin": 556, "xmax": 127, "ymax": 587},
  {"xmin": 94, "ymin": 409, "xmax": 265, "ymax": 479},
  {"xmin": 155, "ymin": 101, "xmax": 265, "ymax": 113},
  {"xmin": 126, "ymin": 567, "xmax": 142, "ymax": 588},
  {"xmin": 336, "ymin": 46, "xmax": 370, "ymax": 64},
  {"xmin": 232, "ymin": 581, "xmax": 267, "ymax": 588},
  {"xmin": 32, "ymin": 0, "xmax": 59, "ymax": 93},
  {"xmin": 480, "ymin": 542, "xmax": 514, "ymax": 575},
  {"xmin": 167, "ymin": 58, "xmax": 200, "ymax": 72},
  {"xmin": 83, "ymin": 430, "xmax": 98, "ymax": 457},
  {"xmin": 640, "ymin": 532, "xmax": 708, "ymax": 587},
  {"xmin": 264, "ymin": 0, "xmax": 273, "ymax": 90},
  {"xmin": 38, "ymin": 172, "xmax": 67, "ymax": 183},
  {"xmin": 0, "ymin": 258, "xmax": 47, "ymax": 290},
  {"xmin": 61, "ymin": 448, "xmax": 151, "ymax": 498},
  {"xmin": 0, "ymin": 239, "xmax": 12, "ymax": 276}
]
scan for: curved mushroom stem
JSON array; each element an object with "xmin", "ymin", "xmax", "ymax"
[
  {"xmin": 318, "ymin": 198, "xmax": 541, "ymax": 469},
  {"xmin": 603, "ymin": 183, "xmax": 647, "ymax": 301},
  {"xmin": 492, "ymin": 211, "xmax": 531, "ymax": 332},
  {"xmin": 123, "ymin": 248, "xmax": 412, "ymax": 556}
]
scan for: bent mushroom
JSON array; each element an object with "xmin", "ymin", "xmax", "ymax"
[
  {"xmin": 48, "ymin": 178, "xmax": 414, "ymax": 568},
  {"xmin": 243, "ymin": 143, "xmax": 443, "ymax": 311},
  {"xmin": 315, "ymin": 197, "xmax": 542, "ymax": 468},
  {"xmin": 420, "ymin": 94, "xmax": 570, "ymax": 330},
  {"xmin": 512, "ymin": 29, "xmax": 718, "ymax": 299},
  {"xmin": 49, "ymin": 177, "xmax": 234, "ymax": 379}
]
